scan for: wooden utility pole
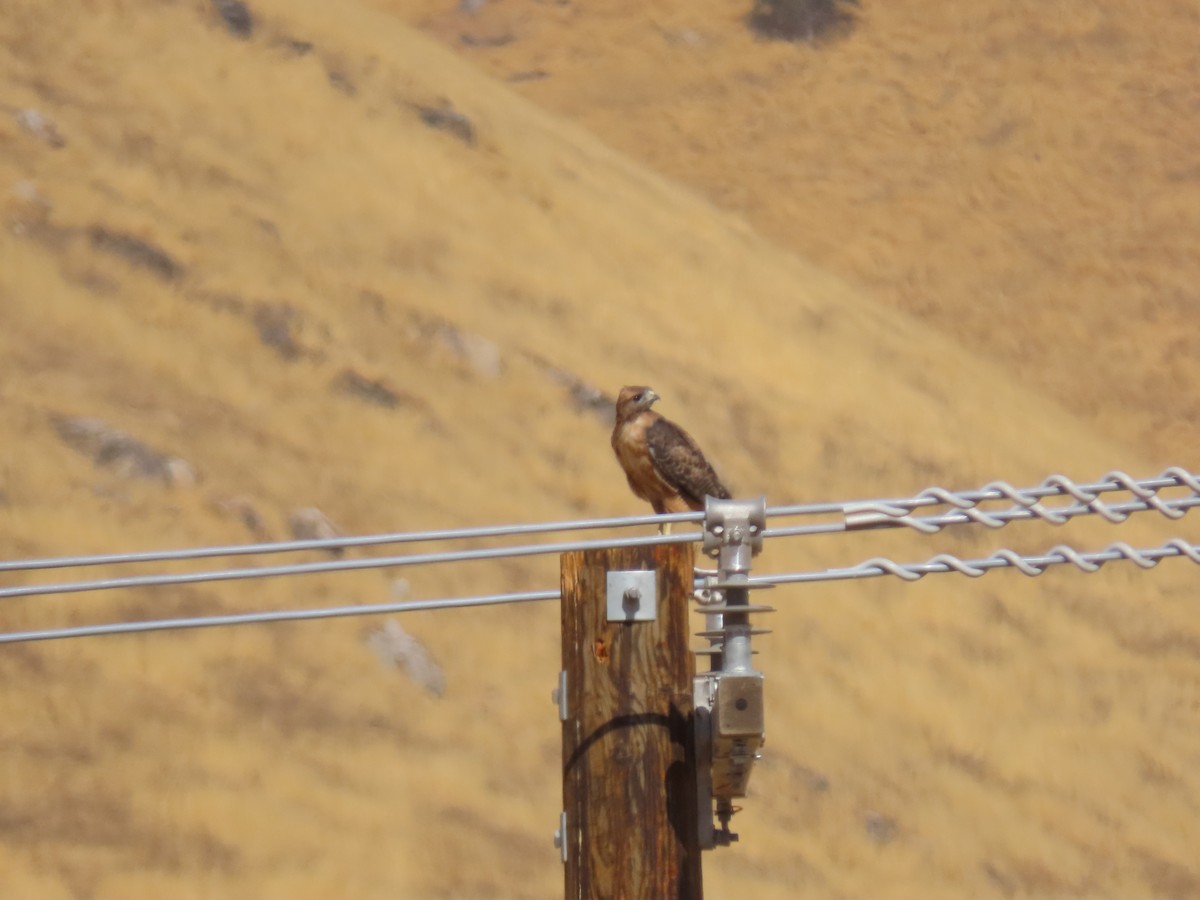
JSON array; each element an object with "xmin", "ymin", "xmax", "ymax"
[{"xmin": 559, "ymin": 542, "xmax": 703, "ymax": 900}]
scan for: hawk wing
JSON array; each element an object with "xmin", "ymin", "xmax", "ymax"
[{"xmin": 646, "ymin": 417, "xmax": 731, "ymax": 509}]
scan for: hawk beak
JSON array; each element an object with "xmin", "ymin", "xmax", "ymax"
[{"xmin": 645, "ymin": 389, "xmax": 659, "ymax": 406}]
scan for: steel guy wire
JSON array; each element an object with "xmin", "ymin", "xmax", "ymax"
[
  {"xmin": 801, "ymin": 467, "xmax": 1200, "ymax": 524},
  {"xmin": 763, "ymin": 491, "xmax": 1200, "ymax": 538},
  {"xmin": 0, "ymin": 588, "xmax": 562, "ymax": 644},
  {"xmin": 4, "ymin": 537, "xmax": 1196, "ymax": 645},
  {"xmin": 0, "ymin": 530, "xmax": 696, "ymax": 600},
  {"xmin": 748, "ymin": 537, "xmax": 1200, "ymax": 587},
  {"xmin": 1, "ymin": 468, "xmax": 1195, "ymax": 603},
  {"xmin": 0, "ymin": 509, "xmax": 710, "ymax": 573},
  {"xmin": 2, "ymin": 468, "xmax": 1195, "ymax": 577}
]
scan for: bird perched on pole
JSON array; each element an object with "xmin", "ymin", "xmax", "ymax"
[{"xmin": 611, "ymin": 385, "xmax": 731, "ymax": 532}]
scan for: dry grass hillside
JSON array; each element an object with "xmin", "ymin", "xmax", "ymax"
[
  {"xmin": 0, "ymin": 1, "xmax": 1197, "ymax": 898},
  {"xmin": 399, "ymin": 0, "xmax": 1200, "ymax": 466}
]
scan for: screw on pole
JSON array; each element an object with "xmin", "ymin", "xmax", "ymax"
[{"xmin": 693, "ymin": 496, "xmax": 773, "ymax": 849}]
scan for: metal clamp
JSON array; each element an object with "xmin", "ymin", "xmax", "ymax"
[{"xmin": 702, "ymin": 496, "xmax": 765, "ymax": 569}]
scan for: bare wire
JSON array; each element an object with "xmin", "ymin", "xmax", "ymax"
[
  {"xmin": 0, "ymin": 509, "xmax": 707, "ymax": 573},
  {"xmin": 768, "ymin": 467, "xmax": 1200, "ymax": 520},
  {"xmin": 0, "ymin": 530, "xmax": 695, "ymax": 600},
  {"xmin": 749, "ymin": 537, "xmax": 1200, "ymax": 587},
  {"xmin": 0, "ymin": 588, "xmax": 561, "ymax": 644},
  {"xmin": 3, "ymin": 537, "xmax": 1196, "ymax": 645},
  {"xmin": 765, "ymin": 491, "xmax": 1200, "ymax": 539},
  {"xmin": 2, "ymin": 468, "xmax": 1194, "ymax": 576}
]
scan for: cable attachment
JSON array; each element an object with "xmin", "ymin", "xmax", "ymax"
[
  {"xmin": 692, "ymin": 566, "xmax": 723, "ymax": 608},
  {"xmin": 694, "ymin": 496, "xmax": 773, "ymax": 850},
  {"xmin": 702, "ymin": 496, "xmax": 767, "ymax": 579}
]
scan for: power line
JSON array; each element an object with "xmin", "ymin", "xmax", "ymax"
[
  {"xmin": 0, "ymin": 530, "xmax": 695, "ymax": 601},
  {"xmin": 749, "ymin": 537, "xmax": 1200, "ymax": 587},
  {"xmin": 0, "ymin": 509, "xmax": 708, "ymax": 573},
  {"xmin": 2, "ymin": 465, "xmax": 1192, "ymax": 574},
  {"xmin": 765, "ymin": 492, "xmax": 1200, "ymax": 539},
  {"xmin": 0, "ymin": 588, "xmax": 561, "ymax": 645},
  {"xmin": 769, "ymin": 467, "xmax": 1200, "ymax": 520},
  {"xmin": 4, "ymin": 536, "xmax": 1195, "ymax": 646},
  {"xmin": 1, "ymin": 468, "xmax": 1192, "ymax": 577},
  {"xmin": 1, "ymin": 468, "xmax": 1194, "ymax": 601}
]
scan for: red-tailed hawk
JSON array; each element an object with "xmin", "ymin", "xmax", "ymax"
[{"xmin": 611, "ymin": 385, "xmax": 731, "ymax": 529}]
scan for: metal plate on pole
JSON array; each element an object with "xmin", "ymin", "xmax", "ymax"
[{"xmin": 605, "ymin": 569, "xmax": 657, "ymax": 622}]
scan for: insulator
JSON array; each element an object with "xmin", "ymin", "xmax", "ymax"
[
  {"xmin": 692, "ymin": 603, "xmax": 776, "ymax": 614},
  {"xmin": 695, "ymin": 628, "xmax": 771, "ymax": 639}
]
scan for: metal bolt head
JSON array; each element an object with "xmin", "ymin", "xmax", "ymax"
[{"xmin": 621, "ymin": 586, "xmax": 644, "ymax": 617}]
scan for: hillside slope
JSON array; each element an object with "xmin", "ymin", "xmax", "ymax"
[
  {"xmin": 398, "ymin": 0, "xmax": 1200, "ymax": 466},
  {"xmin": 1, "ymin": 1, "xmax": 1197, "ymax": 897}
]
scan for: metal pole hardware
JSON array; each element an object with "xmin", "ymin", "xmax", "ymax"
[{"xmin": 693, "ymin": 496, "xmax": 773, "ymax": 849}]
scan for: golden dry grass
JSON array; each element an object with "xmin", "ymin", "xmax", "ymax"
[
  {"xmin": 401, "ymin": 0, "xmax": 1200, "ymax": 466},
  {"xmin": 0, "ymin": 0, "xmax": 1197, "ymax": 897}
]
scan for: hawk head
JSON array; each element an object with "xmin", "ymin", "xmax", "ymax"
[{"xmin": 615, "ymin": 385, "xmax": 659, "ymax": 422}]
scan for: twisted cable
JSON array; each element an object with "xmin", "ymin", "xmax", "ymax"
[
  {"xmin": 752, "ymin": 538, "xmax": 1200, "ymax": 587},
  {"xmin": 840, "ymin": 467, "xmax": 1200, "ymax": 534}
]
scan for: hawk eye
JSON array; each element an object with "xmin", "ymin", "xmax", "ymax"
[{"xmin": 632, "ymin": 392, "xmax": 644, "ymax": 401}]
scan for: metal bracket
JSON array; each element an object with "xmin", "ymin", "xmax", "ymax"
[
  {"xmin": 551, "ymin": 670, "xmax": 568, "ymax": 722},
  {"xmin": 606, "ymin": 570, "xmax": 657, "ymax": 622},
  {"xmin": 702, "ymin": 496, "xmax": 766, "ymax": 570},
  {"xmin": 693, "ymin": 696, "xmax": 741, "ymax": 848},
  {"xmin": 553, "ymin": 810, "xmax": 568, "ymax": 863},
  {"xmin": 693, "ymin": 703, "xmax": 716, "ymax": 850}
]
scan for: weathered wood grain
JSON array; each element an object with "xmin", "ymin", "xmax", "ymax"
[{"xmin": 560, "ymin": 542, "xmax": 702, "ymax": 900}]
